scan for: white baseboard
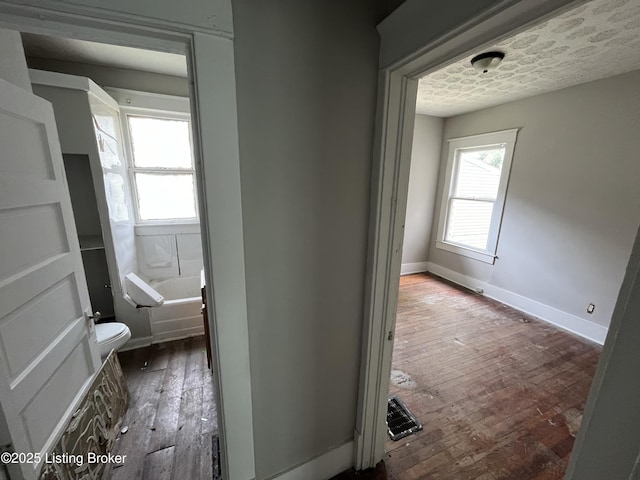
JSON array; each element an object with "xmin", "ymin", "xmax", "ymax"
[
  {"xmin": 401, "ymin": 261, "xmax": 429, "ymax": 275},
  {"xmin": 425, "ymin": 262, "xmax": 608, "ymax": 345},
  {"xmin": 272, "ymin": 441, "xmax": 354, "ymax": 480},
  {"xmin": 120, "ymin": 335, "xmax": 152, "ymax": 352},
  {"xmin": 152, "ymin": 326, "xmax": 205, "ymax": 344}
]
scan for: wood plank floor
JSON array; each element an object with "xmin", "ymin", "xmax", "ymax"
[
  {"xmin": 103, "ymin": 336, "xmax": 218, "ymax": 480},
  {"xmin": 383, "ymin": 273, "xmax": 602, "ymax": 480}
]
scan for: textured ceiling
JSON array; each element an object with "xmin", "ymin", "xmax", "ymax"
[
  {"xmin": 417, "ymin": 0, "xmax": 640, "ymax": 117},
  {"xmin": 21, "ymin": 34, "xmax": 188, "ymax": 78}
]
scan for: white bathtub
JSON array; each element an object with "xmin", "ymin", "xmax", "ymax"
[{"xmin": 149, "ymin": 275, "xmax": 204, "ymax": 343}]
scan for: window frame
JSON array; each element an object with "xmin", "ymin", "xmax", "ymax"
[
  {"xmin": 436, "ymin": 128, "xmax": 518, "ymax": 264},
  {"xmin": 121, "ymin": 106, "xmax": 199, "ymax": 225}
]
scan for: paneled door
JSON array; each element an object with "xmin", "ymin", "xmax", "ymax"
[{"xmin": 0, "ymin": 76, "xmax": 101, "ymax": 479}]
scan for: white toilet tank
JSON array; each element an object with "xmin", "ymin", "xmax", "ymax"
[{"xmin": 124, "ymin": 272, "xmax": 164, "ymax": 307}]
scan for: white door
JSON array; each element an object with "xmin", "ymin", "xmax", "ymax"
[{"xmin": 0, "ymin": 77, "xmax": 101, "ymax": 479}]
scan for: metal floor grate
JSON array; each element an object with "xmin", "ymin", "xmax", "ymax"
[
  {"xmin": 212, "ymin": 434, "xmax": 221, "ymax": 479},
  {"xmin": 387, "ymin": 396, "xmax": 422, "ymax": 441}
]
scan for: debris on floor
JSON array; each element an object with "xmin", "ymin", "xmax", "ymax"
[
  {"xmin": 390, "ymin": 370, "xmax": 416, "ymax": 389},
  {"xmin": 562, "ymin": 408, "xmax": 583, "ymax": 437}
]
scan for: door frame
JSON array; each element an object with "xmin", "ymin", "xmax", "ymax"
[
  {"xmin": 0, "ymin": 5, "xmax": 255, "ymax": 480},
  {"xmin": 355, "ymin": 0, "xmax": 586, "ymax": 469}
]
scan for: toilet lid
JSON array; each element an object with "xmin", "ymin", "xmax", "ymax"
[{"xmin": 95, "ymin": 322, "xmax": 128, "ymax": 343}]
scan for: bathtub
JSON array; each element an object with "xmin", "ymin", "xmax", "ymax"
[{"xmin": 149, "ymin": 275, "xmax": 204, "ymax": 343}]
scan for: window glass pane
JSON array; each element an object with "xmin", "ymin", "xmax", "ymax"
[
  {"xmin": 135, "ymin": 173, "xmax": 196, "ymax": 220},
  {"xmin": 128, "ymin": 116, "xmax": 192, "ymax": 169},
  {"xmin": 104, "ymin": 172, "xmax": 130, "ymax": 222},
  {"xmin": 445, "ymin": 199, "xmax": 494, "ymax": 250},
  {"xmin": 453, "ymin": 147, "xmax": 505, "ymax": 199},
  {"xmin": 93, "ymin": 112, "xmax": 122, "ymax": 169}
]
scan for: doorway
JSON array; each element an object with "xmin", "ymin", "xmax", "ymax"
[
  {"xmin": 0, "ymin": 6, "xmax": 254, "ymax": 478},
  {"xmin": 356, "ymin": 0, "xmax": 638, "ymax": 474},
  {"xmin": 23, "ymin": 32, "xmax": 218, "ymax": 478}
]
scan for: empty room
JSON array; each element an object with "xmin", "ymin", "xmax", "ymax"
[{"xmin": 385, "ymin": 0, "xmax": 640, "ymax": 478}]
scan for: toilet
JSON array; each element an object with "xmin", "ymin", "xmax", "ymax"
[{"xmin": 95, "ymin": 322, "xmax": 131, "ymax": 358}]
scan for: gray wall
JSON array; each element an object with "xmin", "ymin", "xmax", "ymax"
[
  {"xmin": 428, "ymin": 70, "xmax": 640, "ymax": 329},
  {"xmin": 231, "ymin": 1, "xmax": 381, "ymax": 477},
  {"xmin": 26, "ymin": 58, "xmax": 189, "ymax": 97},
  {"xmin": 402, "ymin": 114, "xmax": 443, "ymax": 266}
]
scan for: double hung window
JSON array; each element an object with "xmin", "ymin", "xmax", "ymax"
[
  {"xmin": 125, "ymin": 113, "xmax": 197, "ymax": 223},
  {"xmin": 436, "ymin": 129, "xmax": 518, "ymax": 263}
]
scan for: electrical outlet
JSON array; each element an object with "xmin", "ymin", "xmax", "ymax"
[{"xmin": 587, "ymin": 303, "xmax": 595, "ymax": 314}]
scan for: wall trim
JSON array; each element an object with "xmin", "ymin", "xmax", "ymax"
[
  {"xmin": 105, "ymin": 87, "xmax": 190, "ymax": 113},
  {"xmin": 151, "ymin": 322, "xmax": 204, "ymax": 343},
  {"xmin": 152, "ymin": 327, "xmax": 204, "ymax": 344},
  {"xmin": 135, "ymin": 223, "xmax": 200, "ymax": 236},
  {"xmin": 425, "ymin": 262, "xmax": 608, "ymax": 345},
  {"xmin": 272, "ymin": 441, "xmax": 354, "ymax": 480},
  {"xmin": 122, "ymin": 327, "xmax": 207, "ymax": 350},
  {"xmin": 0, "ymin": 1, "xmax": 233, "ymax": 38},
  {"xmin": 120, "ymin": 335, "xmax": 153, "ymax": 352},
  {"xmin": 400, "ymin": 261, "xmax": 429, "ymax": 275}
]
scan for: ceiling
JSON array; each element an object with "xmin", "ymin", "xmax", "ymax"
[
  {"xmin": 21, "ymin": 33, "xmax": 188, "ymax": 78},
  {"xmin": 417, "ymin": 0, "xmax": 640, "ymax": 117}
]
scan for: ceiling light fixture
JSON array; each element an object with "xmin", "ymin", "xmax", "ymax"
[{"xmin": 470, "ymin": 51, "xmax": 505, "ymax": 74}]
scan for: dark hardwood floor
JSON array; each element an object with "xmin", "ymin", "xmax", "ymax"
[
  {"xmin": 383, "ymin": 273, "xmax": 602, "ymax": 480},
  {"xmin": 106, "ymin": 276, "xmax": 601, "ymax": 480},
  {"xmin": 104, "ymin": 336, "xmax": 217, "ymax": 480}
]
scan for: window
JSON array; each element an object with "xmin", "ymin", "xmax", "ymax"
[
  {"xmin": 125, "ymin": 113, "xmax": 197, "ymax": 222},
  {"xmin": 436, "ymin": 129, "xmax": 518, "ymax": 264}
]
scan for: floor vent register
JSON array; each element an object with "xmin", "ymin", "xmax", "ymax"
[{"xmin": 387, "ymin": 396, "xmax": 423, "ymax": 441}]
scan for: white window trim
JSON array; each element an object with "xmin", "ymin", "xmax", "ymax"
[
  {"xmin": 120, "ymin": 104, "xmax": 200, "ymax": 225},
  {"xmin": 134, "ymin": 223, "xmax": 201, "ymax": 236},
  {"xmin": 436, "ymin": 128, "xmax": 519, "ymax": 264}
]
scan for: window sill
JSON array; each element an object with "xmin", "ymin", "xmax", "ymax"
[
  {"xmin": 435, "ymin": 240, "xmax": 497, "ymax": 265},
  {"xmin": 135, "ymin": 222, "xmax": 200, "ymax": 236}
]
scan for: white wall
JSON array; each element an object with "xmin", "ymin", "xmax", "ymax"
[
  {"xmin": 136, "ymin": 229, "xmax": 203, "ymax": 280},
  {"xmin": 401, "ymin": 114, "xmax": 443, "ymax": 273},
  {"xmin": 231, "ymin": 1, "xmax": 382, "ymax": 477},
  {"xmin": 428, "ymin": 70, "xmax": 640, "ymax": 340}
]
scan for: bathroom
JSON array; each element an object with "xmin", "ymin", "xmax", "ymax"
[
  {"xmin": 0, "ymin": 22, "xmax": 238, "ymax": 478},
  {"xmin": 23, "ymin": 34, "xmax": 208, "ymax": 353},
  {"xmin": 22, "ymin": 33, "xmax": 218, "ymax": 478}
]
